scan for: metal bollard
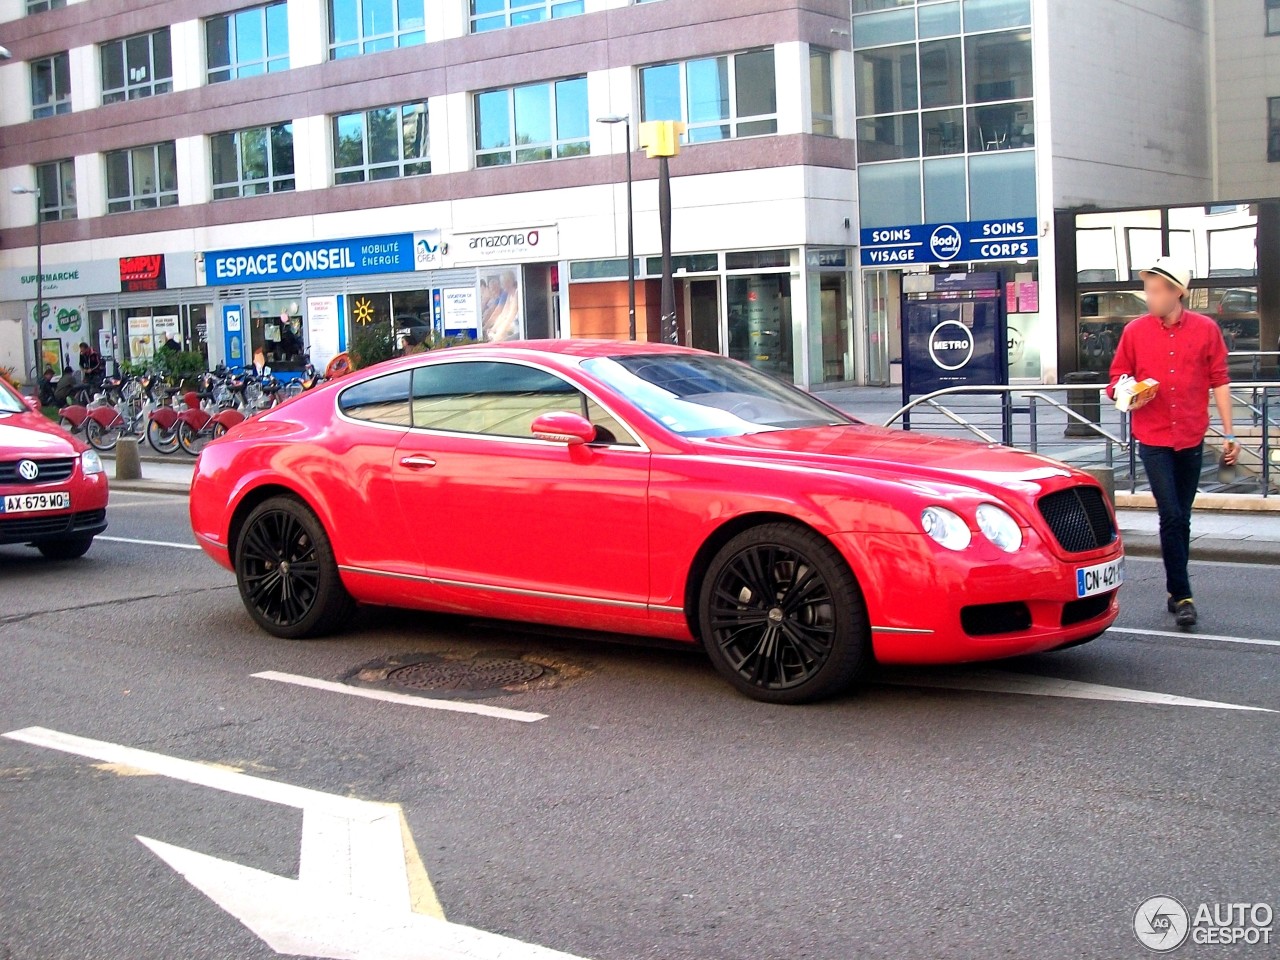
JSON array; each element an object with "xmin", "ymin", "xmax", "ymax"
[{"xmin": 114, "ymin": 436, "xmax": 143, "ymax": 481}]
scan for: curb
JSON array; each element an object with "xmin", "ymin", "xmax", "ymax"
[
  {"xmin": 1115, "ymin": 492, "xmax": 1280, "ymax": 513},
  {"xmin": 109, "ymin": 480, "xmax": 191, "ymax": 496},
  {"xmin": 1120, "ymin": 532, "xmax": 1280, "ymax": 566}
]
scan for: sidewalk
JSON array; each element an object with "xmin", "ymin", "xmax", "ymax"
[{"xmin": 102, "ymin": 452, "xmax": 1280, "ymax": 565}]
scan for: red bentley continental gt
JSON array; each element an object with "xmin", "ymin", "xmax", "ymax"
[
  {"xmin": 0, "ymin": 377, "xmax": 109, "ymax": 559},
  {"xmin": 190, "ymin": 341, "xmax": 1123, "ymax": 703}
]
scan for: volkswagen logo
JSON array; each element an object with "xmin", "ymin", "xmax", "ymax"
[{"xmin": 17, "ymin": 460, "xmax": 40, "ymax": 481}]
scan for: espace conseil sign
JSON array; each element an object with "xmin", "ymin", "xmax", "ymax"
[
  {"xmin": 859, "ymin": 218, "xmax": 1038, "ymax": 266},
  {"xmin": 204, "ymin": 232, "xmax": 437, "ymax": 286}
]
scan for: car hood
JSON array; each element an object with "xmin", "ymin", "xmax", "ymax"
[
  {"xmin": 694, "ymin": 424, "xmax": 1085, "ymax": 500},
  {"xmin": 0, "ymin": 411, "xmax": 83, "ymax": 458}
]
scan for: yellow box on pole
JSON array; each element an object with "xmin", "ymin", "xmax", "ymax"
[{"xmin": 639, "ymin": 120, "xmax": 684, "ymax": 158}]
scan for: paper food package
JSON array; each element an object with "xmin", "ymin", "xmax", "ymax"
[{"xmin": 1114, "ymin": 375, "xmax": 1160, "ymax": 413}]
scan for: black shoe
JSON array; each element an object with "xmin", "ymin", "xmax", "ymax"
[
  {"xmin": 1167, "ymin": 595, "xmax": 1177, "ymax": 614},
  {"xmin": 1175, "ymin": 599, "xmax": 1198, "ymax": 628}
]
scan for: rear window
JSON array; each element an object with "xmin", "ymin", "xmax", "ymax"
[{"xmin": 337, "ymin": 371, "xmax": 412, "ymax": 426}]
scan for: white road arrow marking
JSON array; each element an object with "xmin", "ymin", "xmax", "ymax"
[
  {"xmin": 2, "ymin": 727, "xmax": 592, "ymax": 960},
  {"xmin": 876, "ymin": 669, "xmax": 1276, "ymax": 712}
]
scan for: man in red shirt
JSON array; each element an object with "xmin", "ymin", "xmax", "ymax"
[{"xmin": 1107, "ymin": 257, "xmax": 1238, "ymax": 627}]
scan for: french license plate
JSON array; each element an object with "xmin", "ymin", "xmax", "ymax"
[
  {"xmin": 1, "ymin": 492, "xmax": 71, "ymax": 514},
  {"xmin": 1076, "ymin": 557, "xmax": 1124, "ymax": 598}
]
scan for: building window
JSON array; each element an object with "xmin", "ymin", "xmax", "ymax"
[
  {"xmin": 105, "ymin": 142, "xmax": 178, "ymax": 213},
  {"xmin": 332, "ymin": 103, "xmax": 430, "ymax": 183},
  {"xmin": 211, "ymin": 123, "xmax": 295, "ymax": 199},
  {"xmin": 810, "ymin": 48, "xmax": 835, "ymax": 135},
  {"xmin": 1270, "ymin": 0, "xmax": 1280, "ymax": 36},
  {"xmin": 1269, "ymin": 98, "xmax": 1280, "ymax": 161},
  {"xmin": 328, "ymin": 0, "xmax": 425, "ymax": 59},
  {"xmin": 470, "ymin": 0, "xmax": 584, "ymax": 33},
  {"xmin": 207, "ymin": 2, "xmax": 290, "ymax": 83},
  {"xmin": 640, "ymin": 48, "xmax": 778, "ymax": 142},
  {"xmin": 473, "ymin": 78, "xmax": 589, "ymax": 166},
  {"xmin": 26, "ymin": 0, "xmax": 66, "ymax": 12},
  {"xmin": 965, "ymin": 30, "xmax": 1032, "ymax": 103},
  {"xmin": 101, "ymin": 29, "xmax": 173, "ymax": 104},
  {"xmin": 30, "ymin": 52, "xmax": 71, "ymax": 118},
  {"xmin": 35, "ymin": 159, "xmax": 77, "ymax": 222}
]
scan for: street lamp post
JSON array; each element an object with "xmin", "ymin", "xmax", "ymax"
[
  {"xmin": 638, "ymin": 121, "xmax": 683, "ymax": 345},
  {"xmin": 12, "ymin": 186, "xmax": 44, "ymax": 377},
  {"xmin": 596, "ymin": 115, "xmax": 636, "ymax": 340}
]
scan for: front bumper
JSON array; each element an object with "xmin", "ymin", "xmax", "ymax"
[
  {"xmin": 836, "ymin": 529, "xmax": 1123, "ymax": 665},
  {"xmin": 0, "ymin": 507, "xmax": 108, "ymax": 545},
  {"xmin": 0, "ymin": 471, "xmax": 110, "ymax": 546}
]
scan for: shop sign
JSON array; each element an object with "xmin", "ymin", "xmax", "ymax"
[
  {"xmin": 206, "ymin": 232, "xmax": 441, "ymax": 286},
  {"xmin": 861, "ymin": 218, "xmax": 1038, "ymax": 266}
]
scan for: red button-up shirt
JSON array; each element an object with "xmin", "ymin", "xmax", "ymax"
[{"xmin": 1106, "ymin": 310, "xmax": 1230, "ymax": 450}]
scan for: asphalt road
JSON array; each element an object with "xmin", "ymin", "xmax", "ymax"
[{"xmin": 1, "ymin": 490, "xmax": 1276, "ymax": 960}]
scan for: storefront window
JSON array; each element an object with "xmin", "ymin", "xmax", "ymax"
[
  {"xmin": 727, "ymin": 274, "xmax": 792, "ymax": 382},
  {"xmin": 1072, "ymin": 204, "xmax": 1264, "ymax": 374},
  {"xmin": 124, "ymin": 306, "xmax": 181, "ymax": 363},
  {"xmin": 249, "ymin": 298, "xmax": 305, "ymax": 372},
  {"xmin": 807, "ymin": 266, "xmax": 853, "ymax": 385}
]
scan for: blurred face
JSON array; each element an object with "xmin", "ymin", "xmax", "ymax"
[{"xmin": 1142, "ymin": 273, "xmax": 1184, "ymax": 319}]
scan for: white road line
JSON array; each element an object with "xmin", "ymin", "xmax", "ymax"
[
  {"xmin": 97, "ymin": 535, "xmax": 202, "ymax": 550},
  {"xmin": 253, "ymin": 671, "xmax": 547, "ymax": 724},
  {"xmin": 2, "ymin": 726, "xmax": 379, "ymax": 818},
  {"xmin": 877, "ymin": 669, "xmax": 1275, "ymax": 712},
  {"xmin": 1106, "ymin": 626, "xmax": 1280, "ymax": 649}
]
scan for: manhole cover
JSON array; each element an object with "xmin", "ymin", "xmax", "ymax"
[{"xmin": 385, "ymin": 657, "xmax": 545, "ymax": 692}]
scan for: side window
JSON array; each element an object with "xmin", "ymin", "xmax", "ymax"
[
  {"xmin": 410, "ymin": 360, "xmax": 638, "ymax": 445},
  {"xmin": 337, "ymin": 371, "xmax": 412, "ymax": 425},
  {"xmin": 584, "ymin": 397, "xmax": 640, "ymax": 447}
]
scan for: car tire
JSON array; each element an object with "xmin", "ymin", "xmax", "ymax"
[
  {"xmin": 37, "ymin": 538, "xmax": 94, "ymax": 560},
  {"xmin": 234, "ymin": 495, "xmax": 354, "ymax": 640},
  {"xmin": 697, "ymin": 522, "xmax": 870, "ymax": 704}
]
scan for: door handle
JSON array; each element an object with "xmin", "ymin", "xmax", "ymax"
[{"xmin": 399, "ymin": 455, "xmax": 437, "ymax": 469}]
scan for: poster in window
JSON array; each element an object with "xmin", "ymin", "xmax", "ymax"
[
  {"xmin": 442, "ymin": 288, "xmax": 479, "ymax": 337},
  {"xmin": 479, "ymin": 269, "xmax": 521, "ymax": 341}
]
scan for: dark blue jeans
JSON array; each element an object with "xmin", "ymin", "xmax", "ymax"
[{"xmin": 1138, "ymin": 441, "xmax": 1203, "ymax": 602}]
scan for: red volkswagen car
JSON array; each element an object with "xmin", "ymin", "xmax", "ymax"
[
  {"xmin": 190, "ymin": 341, "xmax": 1124, "ymax": 703},
  {"xmin": 0, "ymin": 378, "xmax": 109, "ymax": 559}
]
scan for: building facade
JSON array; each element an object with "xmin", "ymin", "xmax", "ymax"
[
  {"xmin": 0, "ymin": 0, "xmax": 859, "ymax": 388},
  {"xmin": 2, "ymin": 0, "xmax": 1279, "ymax": 390}
]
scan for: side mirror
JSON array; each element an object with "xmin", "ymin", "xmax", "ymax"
[
  {"xmin": 24, "ymin": 394, "xmax": 41, "ymax": 413},
  {"xmin": 531, "ymin": 411, "xmax": 597, "ymax": 446}
]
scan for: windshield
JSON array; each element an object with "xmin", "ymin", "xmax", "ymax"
[
  {"xmin": 0, "ymin": 380, "xmax": 26, "ymax": 415},
  {"xmin": 582, "ymin": 354, "xmax": 855, "ymax": 438}
]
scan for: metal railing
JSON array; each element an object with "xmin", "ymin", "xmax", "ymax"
[{"xmin": 883, "ymin": 383, "xmax": 1280, "ymax": 497}]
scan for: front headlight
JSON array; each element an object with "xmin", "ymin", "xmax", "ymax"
[
  {"xmin": 921, "ymin": 506, "xmax": 971, "ymax": 551},
  {"xmin": 81, "ymin": 450, "xmax": 104, "ymax": 475},
  {"xmin": 976, "ymin": 503, "xmax": 1023, "ymax": 553}
]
